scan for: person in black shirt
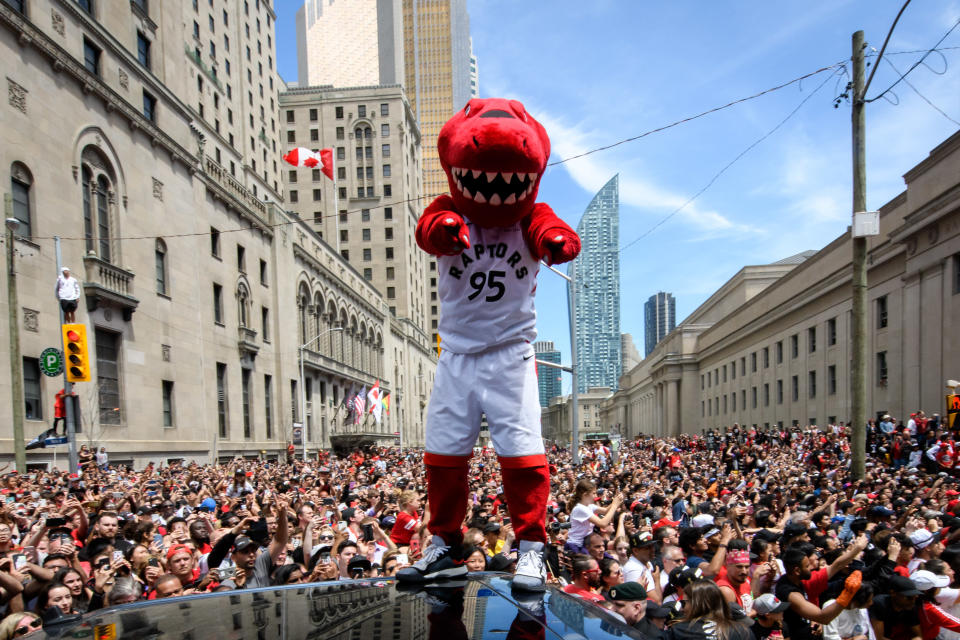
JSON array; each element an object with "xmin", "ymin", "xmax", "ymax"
[
  {"xmin": 869, "ymin": 575, "xmax": 921, "ymax": 640},
  {"xmin": 774, "ymin": 548, "xmax": 862, "ymax": 640},
  {"xmin": 751, "ymin": 593, "xmax": 791, "ymax": 640}
]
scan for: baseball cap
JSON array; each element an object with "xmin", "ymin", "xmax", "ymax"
[
  {"xmin": 646, "ymin": 600, "xmax": 672, "ymax": 619},
  {"xmin": 653, "ymin": 517, "xmax": 681, "ymax": 531},
  {"xmin": 630, "ymin": 531, "xmax": 657, "ymax": 548},
  {"xmin": 753, "ymin": 593, "xmax": 791, "ymax": 614},
  {"xmin": 61, "ymin": 266, "xmax": 70, "ymax": 272},
  {"xmin": 166, "ymin": 544, "xmax": 192, "ymax": 561},
  {"xmin": 754, "ymin": 529, "xmax": 780, "ymax": 543},
  {"xmin": 870, "ymin": 506, "xmax": 896, "ymax": 518},
  {"xmin": 483, "ymin": 522, "xmax": 501, "ymax": 534},
  {"xmin": 910, "ymin": 570, "xmax": 950, "ymax": 591},
  {"xmin": 346, "ymin": 557, "xmax": 371, "ymax": 574},
  {"xmin": 198, "ymin": 497, "xmax": 217, "ymax": 512},
  {"xmin": 782, "ymin": 522, "xmax": 808, "ymax": 539},
  {"xmin": 233, "ymin": 536, "xmax": 258, "ymax": 552},
  {"xmin": 909, "ymin": 529, "xmax": 941, "ymax": 550},
  {"xmin": 607, "ymin": 582, "xmax": 647, "ymax": 601},
  {"xmin": 690, "ymin": 514, "xmax": 715, "ymax": 527},
  {"xmin": 889, "ymin": 575, "xmax": 922, "ymax": 596},
  {"xmin": 702, "ymin": 527, "xmax": 721, "ymax": 539},
  {"xmin": 136, "ymin": 505, "xmax": 153, "ymax": 515},
  {"xmin": 380, "ymin": 515, "xmax": 396, "ymax": 529},
  {"xmin": 669, "ymin": 565, "xmax": 701, "ymax": 589}
]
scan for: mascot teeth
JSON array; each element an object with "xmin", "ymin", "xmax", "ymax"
[
  {"xmin": 505, "ymin": 193, "xmax": 517, "ymax": 205},
  {"xmin": 472, "ymin": 169, "xmax": 482, "ymax": 179},
  {"xmin": 489, "ymin": 194, "xmax": 502, "ymax": 206},
  {"xmin": 473, "ymin": 191, "xmax": 486, "ymax": 204}
]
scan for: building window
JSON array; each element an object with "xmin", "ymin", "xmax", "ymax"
[
  {"xmin": 312, "ymin": 188, "xmax": 322, "ymax": 201},
  {"xmin": 357, "ymin": 105, "xmax": 366, "ymax": 118},
  {"xmin": 876, "ymin": 295, "xmax": 888, "ymax": 329},
  {"xmin": 95, "ymin": 328, "xmax": 122, "ymax": 425},
  {"xmin": 382, "ymin": 143, "xmax": 390, "ymax": 157},
  {"xmin": 808, "ymin": 327, "xmax": 816, "ymax": 353},
  {"xmin": 791, "ymin": 375, "xmax": 799, "ymax": 401},
  {"xmin": 264, "ymin": 374, "xmax": 273, "ymax": 439},
  {"xmin": 751, "ymin": 352, "xmax": 757, "ymax": 372},
  {"xmin": 236, "ymin": 244, "xmax": 245, "ymax": 273},
  {"xmin": 828, "ymin": 317, "xmax": 837, "ymax": 346},
  {"xmin": 776, "ymin": 341, "xmax": 783, "ymax": 364},
  {"xmin": 155, "ymin": 239, "xmax": 168, "ymax": 295},
  {"xmin": 137, "ymin": 31, "xmax": 151, "ymax": 68},
  {"xmin": 828, "ymin": 365, "xmax": 837, "ymax": 395},
  {"xmin": 739, "ymin": 357, "xmax": 745, "ymax": 376},
  {"xmin": 731, "ymin": 392, "xmax": 736, "ymax": 412},
  {"xmin": 383, "ymin": 184, "xmax": 392, "ymax": 197},
  {"xmin": 363, "ymin": 248, "xmax": 371, "ymax": 261},
  {"xmin": 142, "ymin": 91, "xmax": 157, "ymax": 122},
  {"xmin": 289, "ymin": 190, "xmax": 298, "ymax": 203},
  {"xmin": 385, "ymin": 227, "xmax": 393, "ymax": 240},
  {"xmin": 954, "ymin": 254, "xmax": 960, "ymax": 294},
  {"xmin": 83, "ymin": 38, "xmax": 101, "ymax": 76},
  {"xmin": 162, "ymin": 380, "xmax": 174, "ymax": 427},
  {"xmin": 751, "ymin": 387, "xmax": 757, "ymax": 409},
  {"xmin": 131, "ymin": 0, "xmax": 147, "ymax": 14},
  {"xmin": 381, "ymin": 123, "xmax": 389, "ymax": 137},
  {"xmin": 363, "ymin": 268, "xmax": 372, "ymax": 280},
  {"xmin": 382, "ymin": 164, "xmax": 391, "ymax": 178},
  {"xmin": 877, "ymin": 351, "xmax": 888, "ymax": 386},
  {"xmin": 310, "ymin": 129, "xmax": 319, "ymax": 142},
  {"xmin": 10, "ymin": 163, "xmax": 32, "ymax": 238},
  {"xmin": 339, "ymin": 229, "xmax": 348, "ymax": 243},
  {"xmin": 213, "ymin": 283, "xmax": 223, "ymax": 323},
  {"xmin": 241, "ymin": 369, "xmax": 251, "ymax": 439},
  {"xmin": 286, "ymin": 130, "xmax": 295, "ymax": 143},
  {"xmin": 741, "ymin": 389, "xmax": 746, "ymax": 408},
  {"xmin": 259, "ymin": 259, "xmax": 268, "ymax": 286},
  {"xmin": 791, "ymin": 334, "xmax": 799, "ymax": 358},
  {"xmin": 216, "ymin": 362, "xmax": 228, "ymax": 438},
  {"xmin": 764, "ymin": 383, "xmax": 770, "ymax": 406},
  {"xmin": 286, "ymin": 109, "xmax": 294, "ymax": 123},
  {"xmin": 79, "ymin": 0, "xmax": 94, "ymax": 14},
  {"xmin": 211, "ymin": 227, "xmax": 221, "ymax": 256},
  {"xmin": 380, "ymin": 103, "xmax": 389, "ymax": 116},
  {"xmin": 361, "ymin": 209, "xmax": 371, "ymax": 222},
  {"xmin": 308, "ymin": 108, "xmax": 317, "ymax": 121},
  {"xmin": 763, "ymin": 347, "xmax": 769, "ymax": 369},
  {"xmin": 384, "ymin": 207, "xmax": 393, "ymax": 221},
  {"xmin": 340, "ymin": 249, "xmax": 349, "ymax": 260},
  {"xmin": 386, "ymin": 267, "xmax": 395, "ymax": 280},
  {"xmin": 23, "ymin": 357, "xmax": 41, "ymax": 420},
  {"xmin": 386, "ymin": 286, "xmax": 396, "ymax": 299},
  {"xmin": 335, "ymin": 106, "xmax": 344, "ymax": 119},
  {"xmin": 81, "ymin": 166, "xmax": 113, "ymax": 263},
  {"xmin": 362, "ymin": 228, "xmax": 371, "ymax": 241},
  {"xmin": 777, "ymin": 380, "xmax": 783, "ymax": 404},
  {"xmin": 808, "ymin": 371, "xmax": 816, "ymax": 398}
]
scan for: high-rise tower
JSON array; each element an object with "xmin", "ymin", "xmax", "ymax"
[
  {"xmin": 570, "ymin": 175, "xmax": 621, "ymax": 392},
  {"xmin": 533, "ymin": 341, "xmax": 563, "ymax": 407},
  {"xmin": 644, "ymin": 292, "xmax": 676, "ymax": 356}
]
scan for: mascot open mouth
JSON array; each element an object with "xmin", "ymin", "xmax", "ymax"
[{"xmin": 450, "ymin": 168, "xmax": 539, "ymax": 206}]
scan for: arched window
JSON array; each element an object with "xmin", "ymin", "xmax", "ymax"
[
  {"xmin": 297, "ymin": 284, "xmax": 310, "ymax": 345},
  {"xmin": 155, "ymin": 238, "xmax": 167, "ymax": 295},
  {"xmin": 10, "ymin": 163, "xmax": 33, "ymax": 237},
  {"xmin": 354, "ymin": 127, "xmax": 363, "ymax": 139},
  {"xmin": 364, "ymin": 127, "xmax": 372, "ymax": 139},
  {"xmin": 81, "ymin": 147, "xmax": 116, "ymax": 263}
]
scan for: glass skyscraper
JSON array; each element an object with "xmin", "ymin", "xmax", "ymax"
[
  {"xmin": 533, "ymin": 341, "xmax": 563, "ymax": 407},
  {"xmin": 644, "ymin": 292, "xmax": 676, "ymax": 356},
  {"xmin": 569, "ymin": 175, "xmax": 621, "ymax": 393}
]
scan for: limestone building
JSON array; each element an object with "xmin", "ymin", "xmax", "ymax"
[
  {"xmin": 603, "ymin": 130, "xmax": 960, "ymax": 439},
  {"xmin": 0, "ymin": 0, "xmax": 413, "ymax": 469},
  {"xmin": 541, "ymin": 387, "xmax": 612, "ymax": 446}
]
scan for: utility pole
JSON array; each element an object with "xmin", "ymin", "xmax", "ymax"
[
  {"xmin": 55, "ymin": 237, "xmax": 79, "ymax": 473},
  {"xmin": 5, "ymin": 198, "xmax": 26, "ymax": 473},
  {"xmin": 850, "ymin": 30, "xmax": 868, "ymax": 479}
]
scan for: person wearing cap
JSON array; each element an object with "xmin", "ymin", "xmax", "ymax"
[
  {"xmin": 869, "ymin": 575, "xmax": 923, "ymax": 640},
  {"xmin": 165, "ymin": 543, "xmax": 199, "ymax": 590},
  {"xmin": 909, "ymin": 531, "xmax": 944, "ymax": 572},
  {"xmin": 679, "ymin": 523, "xmax": 734, "ymax": 579},
  {"xmin": 717, "ymin": 549, "xmax": 755, "ymax": 612},
  {"xmin": 624, "ymin": 531, "xmax": 661, "ymax": 600},
  {"xmin": 910, "ymin": 569, "xmax": 960, "ymax": 640},
  {"xmin": 216, "ymin": 498, "xmax": 289, "ymax": 590},
  {"xmin": 751, "ymin": 593, "xmax": 792, "ymax": 640},
  {"xmin": 55, "ymin": 266, "xmax": 80, "ymax": 323},
  {"xmin": 602, "ymin": 581, "xmax": 649, "ymax": 627}
]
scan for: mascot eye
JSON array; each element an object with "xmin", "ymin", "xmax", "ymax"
[{"xmin": 464, "ymin": 104, "xmax": 471, "ymax": 116}]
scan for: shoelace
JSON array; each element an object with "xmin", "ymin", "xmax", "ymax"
[
  {"xmin": 414, "ymin": 541, "xmax": 449, "ymax": 570},
  {"xmin": 516, "ymin": 550, "xmax": 544, "ymax": 577}
]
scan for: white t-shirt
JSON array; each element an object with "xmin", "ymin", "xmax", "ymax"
[
  {"xmin": 623, "ymin": 556, "xmax": 656, "ymax": 592},
  {"xmin": 822, "ymin": 600, "xmax": 875, "ymax": 640},
  {"xmin": 937, "ymin": 588, "xmax": 960, "ymax": 640},
  {"xmin": 568, "ymin": 503, "xmax": 598, "ymax": 546},
  {"xmin": 437, "ymin": 222, "xmax": 539, "ymax": 354}
]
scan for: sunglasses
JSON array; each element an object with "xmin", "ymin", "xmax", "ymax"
[
  {"xmin": 318, "ymin": 534, "xmax": 335, "ymax": 541},
  {"xmin": 14, "ymin": 618, "xmax": 41, "ymax": 636}
]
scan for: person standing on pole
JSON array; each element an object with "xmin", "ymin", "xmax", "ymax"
[{"xmin": 55, "ymin": 267, "xmax": 80, "ymax": 323}]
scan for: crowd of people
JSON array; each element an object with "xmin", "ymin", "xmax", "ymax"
[{"xmin": 0, "ymin": 416, "xmax": 958, "ymax": 639}]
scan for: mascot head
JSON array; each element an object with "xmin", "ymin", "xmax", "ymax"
[{"xmin": 438, "ymin": 98, "xmax": 550, "ymax": 228}]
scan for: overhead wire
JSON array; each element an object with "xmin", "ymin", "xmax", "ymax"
[
  {"xmin": 618, "ymin": 65, "xmax": 844, "ymax": 255},
  {"xmin": 881, "ymin": 55, "xmax": 959, "ymax": 125},
  {"xmin": 864, "ymin": 17, "xmax": 960, "ymax": 103}
]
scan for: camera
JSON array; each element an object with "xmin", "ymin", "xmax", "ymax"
[{"xmin": 547, "ymin": 522, "xmax": 571, "ymax": 533}]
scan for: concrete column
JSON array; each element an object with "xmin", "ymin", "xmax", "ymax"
[
  {"xmin": 666, "ymin": 379, "xmax": 680, "ymax": 436},
  {"xmin": 920, "ymin": 263, "xmax": 944, "ymax": 414},
  {"xmin": 901, "ymin": 271, "xmax": 921, "ymax": 418}
]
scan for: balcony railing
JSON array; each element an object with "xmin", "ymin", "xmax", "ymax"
[
  {"xmin": 203, "ymin": 155, "xmax": 268, "ymax": 218},
  {"xmin": 82, "ymin": 254, "xmax": 138, "ymax": 320},
  {"xmin": 238, "ymin": 326, "xmax": 259, "ymax": 359}
]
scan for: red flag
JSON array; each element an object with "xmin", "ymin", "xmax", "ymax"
[{"xmin": 319, "ymin": 148, "xmax": 334, "ymax": 180}]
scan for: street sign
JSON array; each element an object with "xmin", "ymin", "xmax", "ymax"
[
  {"xmin": 44, "ymin": 436, "xmax": 68, "ymax": 446},
  {"xmin": 292, "ymin": 424, "xmax": 303, "ymax": 446},
  {"xmin": 39, "ymin": 347, "xmax": 63, "ymax": 377},
  {"xmin": 948, "ymin": 395, "xmax": 960, "ymax": 429}
]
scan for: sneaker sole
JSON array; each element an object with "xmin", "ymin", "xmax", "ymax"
[
  {"xmin": 511, "ymin": 577, "xmax": 547, "ymax": 592},
  {"xmin": 396, "ymin": 565, "xmax": 468, "ymax": 583}
]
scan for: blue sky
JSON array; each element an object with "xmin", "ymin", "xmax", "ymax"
[{"xmin": 274, "ymin": 1, "xmax": 960, "ymax": 389}]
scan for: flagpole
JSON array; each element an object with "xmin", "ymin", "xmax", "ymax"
[{"xmin": 333, "ymin": 154, "xmax": 340, "ymax": 253}]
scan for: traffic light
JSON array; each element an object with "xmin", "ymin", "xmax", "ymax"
[
  {"xmin": 948, "ymin": 394, "xmax": 960, "ymax": 429},
  {"xmin": 62, "ymin": 323, "xmax": 91, "ymax": 382}
]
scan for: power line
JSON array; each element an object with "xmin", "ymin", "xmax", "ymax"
[
  {"xmin": 865, "ymin": 18, "xmax": 960, "ymax": 103},
  {"xmin": 619, "ymin": 67, "xmax": 843, "ymax": 254},
  {"xmin": 861, "ymin": 0, "xmax": 913, "ymax": 97},
  {"xmin": 883, "ymin": 55, "xmax": 960, "ymax": 126},
  {"xmin": 547, "ymin": 61, "xmax": 846, "ymax": 167}
]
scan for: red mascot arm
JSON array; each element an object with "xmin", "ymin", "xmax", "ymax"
[
  {"xmin": 415, "ymin": 194, "xmax": 472, "ymax": 256},
  {"xmin": 523, "ymin": 202, "xmax": 581, "ymax": 265}
]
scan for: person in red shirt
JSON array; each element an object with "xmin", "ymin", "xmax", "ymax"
[
  {"xmin": 390, "ymin": 490, "xmax": 421, "ymax": 549},
  {"xmin": 717, "ymin": 549, "xmax": 754, "ymax": 611},
  {"xmin": 562, "ymin": 555, "xmax": 606, "ymax": 603}
]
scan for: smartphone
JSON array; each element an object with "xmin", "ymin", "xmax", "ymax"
[
  {"xmin": 112, "ymin": 492, "xmax": 124, "ymax": 499},
  {"xmin": 337, "ymin": 521, "xmax": 347, "ymax": 532},
  {"xmin": 152, "ymin": 533, "xmax": 163, "ymax": 546},
  {"xmin": 219, "ymin": 566, "xmax": 236, "ymax": 580},
  {"xmin": 147, "ymin": 558, "xmax": 160, "ymax": 568},
  {"xmin": 37, "ymin": 499, "xmax": 47, "ymax": 508},
  {"xmin": 46, "ymin": 517, "xmax": 67, "ymax": 528},
  {"xmin": 112, "ymin": 550, "xmax": 123, "ymax": 563},
  {"xmin": 12, "ymin": 554, "xmax": 27, "ymax": 571},
  {"xmin": 396, "ymin": 553, "xmax": 409, "ymax": 565},
  {"xmin": 320, "ymin": 553, "xmax": 331, "ymax": 565},
  {"xmin": 362, "ymin": 524, "xmax": 374, "ymax": 542}
]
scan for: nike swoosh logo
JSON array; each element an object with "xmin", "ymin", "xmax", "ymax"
[{"xmin": 523, "ymin": 354, "xmax": 534, "ymax": 360}]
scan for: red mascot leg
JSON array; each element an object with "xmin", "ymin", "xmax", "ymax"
[
  {"xmin": 499, "ymin": 457, "xmax": 549, "ymax": 544},
  {"xmin": 424, "ymin": 453, "xmax": 471, "ymax": 547}
]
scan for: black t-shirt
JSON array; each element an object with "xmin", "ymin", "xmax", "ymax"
[
  {"xmin": 774, "ymin": 578, "xmax": 813, "ymax": 640},
  {"xmin": 751, "ymin": 621, "xmax": 790, "ymax": 640},
  {"xmin": 869, "ymin": 595, "xmax": 920, "ymax": 640}
]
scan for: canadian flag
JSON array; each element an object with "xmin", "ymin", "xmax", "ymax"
[{"xmin": 282, "ymin": 147, "xmax": 334, "ymax": 180}]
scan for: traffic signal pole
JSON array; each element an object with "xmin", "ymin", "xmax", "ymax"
[
  {"xmin": 55, "ymin": 237, "xmax": 79, "ymax": 473},
  {"xmin": 6, "ymin": 197, "xmax": 26, "ymax": 473}
]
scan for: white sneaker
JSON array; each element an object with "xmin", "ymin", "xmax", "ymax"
[
  {"xmin": 511, "ymin": 541, "xmax": 546, "ymax": 592},
  {"xmin": 396, "ymin": 535, "xmax": 467, "ymax": 583}
]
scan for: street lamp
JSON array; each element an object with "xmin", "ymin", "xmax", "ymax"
[
  {"xmin": 5, "ymin": 212, "xmax": 25, "ymax": 473},
  {"xmin": 299, "ymin": 326, "xmax": 343, "ymax": 461}
]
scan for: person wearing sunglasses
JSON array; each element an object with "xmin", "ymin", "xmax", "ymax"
[
  {"xmin": 0, "ymin": 612, "xmax": 42, "ymax": 639},
  {"xmin": 561, "ymin": 554, "xmax": 606, "ymax": 603}
]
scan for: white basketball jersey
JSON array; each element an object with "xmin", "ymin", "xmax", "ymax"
[{"xmin": 437, "ymin": 222, "xmax": 540, "ymax": 354}]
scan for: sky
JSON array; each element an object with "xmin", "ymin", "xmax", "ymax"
[{"xmin": 273, "ymin": 1, "xmax": 960, "ymax": 391}]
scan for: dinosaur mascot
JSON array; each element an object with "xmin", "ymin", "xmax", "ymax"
[{"xmin": 398, "ymin": 98, "xmax": 581, "ymax": 592}]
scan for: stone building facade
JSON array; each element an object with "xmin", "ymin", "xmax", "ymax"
[
  {"xmin": 0, "ymin": 0, "xmax": 424, "ymax": 468},
  {"xmin": 603, "ymin": 131, "xmax": 960, "ymax": 438}
]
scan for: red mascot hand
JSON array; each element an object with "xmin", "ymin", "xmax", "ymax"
[
  {"xmin": 425, "ymin": 211, "xmax": 471, "ymax": 254},
  {"xmin": 538, "ymin": 230, "xmax": 579, "ymax": 266}
]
